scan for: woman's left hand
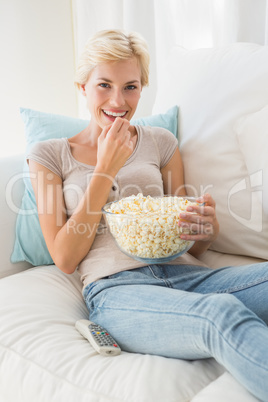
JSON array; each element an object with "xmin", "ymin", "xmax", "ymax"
[{"xmin": 178, "ymin": 193, "xmax": 219, "ymax": 245}]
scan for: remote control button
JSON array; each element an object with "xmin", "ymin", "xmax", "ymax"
[{"xmin": 113, "ymin": 344, "xmax": 118, "ymax": 347}]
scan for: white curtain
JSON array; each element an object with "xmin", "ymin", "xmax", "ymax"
[{"xmin": 72, "ymin": 0, "xmax": 268, "ymax": 118}]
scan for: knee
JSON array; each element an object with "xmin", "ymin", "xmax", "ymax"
[
  {"xmin": 198, "ymin": 293, "xmax": 257, "ymax": 334},
  {"xmin": 198, "ymin": 292, "xmax": 244, "ymax": 319},
  {"xmin": 200, "ymin": 293, "xmax": 261, "ymax": 346}
]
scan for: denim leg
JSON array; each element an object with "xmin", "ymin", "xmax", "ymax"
[
  {"xmin": 124, "ymin": 263, "xmax": 268, "ymax": 323},
  {"xmin": 83, "ymin": 265, "xmax": 268, "ymax": 401},
  {"xmin": 177, "ymin": 262, "xmax": 268, "ymax": 323}
]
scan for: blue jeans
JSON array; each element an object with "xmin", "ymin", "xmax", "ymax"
[{"xmin": 83, "ymin": 263, "xmax": 268, "ymax": 401}]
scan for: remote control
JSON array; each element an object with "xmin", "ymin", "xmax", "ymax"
[{"xmin": 75, "ymin": 319, "xmax": 121, "ymax": 356}]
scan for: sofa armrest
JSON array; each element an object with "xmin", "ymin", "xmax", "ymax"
[{"xmin": 0, "ymin": 154, "xmax": 32, "ymax": 278}]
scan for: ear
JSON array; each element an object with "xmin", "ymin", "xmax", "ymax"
[{"xmin": 80, "ymin": 84, "xmax": 87, "ymax": 97}]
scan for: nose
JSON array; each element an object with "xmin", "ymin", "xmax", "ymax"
[{"xmin": 110, "ymin": 88, "xmax": 125, "ymax": 107}]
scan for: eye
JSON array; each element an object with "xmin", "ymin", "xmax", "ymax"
[
  {"xmin": 126, "ymin": 85, "xmax": 137, "ymax": 90},
  {"xmin": 99, "ymin": 83, "xmax": 110, "ymax": 88}
]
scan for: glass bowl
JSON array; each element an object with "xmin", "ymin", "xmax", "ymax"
[{"xmin": 102, "ymin": 194, "xmax": 204, "ymax": 264}]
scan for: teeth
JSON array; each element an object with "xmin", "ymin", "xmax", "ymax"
[{"xmin": 103, "ymin": 110, "xmax": 127, "ymax": 117}]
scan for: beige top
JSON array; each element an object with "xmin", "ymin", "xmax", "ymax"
[{"xmin": 28, "ymin": 125, "xmax": 205, "ymax": 290}]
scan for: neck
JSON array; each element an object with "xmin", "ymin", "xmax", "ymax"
[{"xmin": 81, "ymin": 121, "xmax": 102, "ymax": 146}]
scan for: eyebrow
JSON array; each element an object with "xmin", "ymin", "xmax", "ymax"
[{"xmin": 97, "ymin": 78, "xmax": 140, "ymax": 84}]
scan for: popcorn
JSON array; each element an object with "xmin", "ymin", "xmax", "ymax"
[{"xmin": 104, "ymin": 194, "xmax": 201, "ymax": 260}]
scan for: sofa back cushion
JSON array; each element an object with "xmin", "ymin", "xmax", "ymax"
[{"xmin": 153, "ymin": 43, "xmax": 268, "ymax": 259}]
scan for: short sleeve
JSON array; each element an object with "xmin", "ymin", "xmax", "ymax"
[
  {"xmin": 151, "ymin": 127, "xmax": 178, "ymax": 169},
  {"xmin": 27, "ymin": 139, "xmax": 64, "ymax": 178}
]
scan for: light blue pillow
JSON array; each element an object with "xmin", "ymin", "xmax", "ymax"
[{"xmin": 11, "ymin": 105, "xmax": 178, "ymax": 266}]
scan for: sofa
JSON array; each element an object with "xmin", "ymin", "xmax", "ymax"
[{"xmin": 1, "ymin": 42, "xmax": 268, "ymax": 402}]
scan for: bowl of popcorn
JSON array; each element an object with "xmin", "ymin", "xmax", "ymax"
[{"xmin": 102, "ymin": 193, "xmax": 204, "ymax": 264}]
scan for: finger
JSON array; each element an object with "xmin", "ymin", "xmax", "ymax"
[
  {"xmin": 197, "ymin": 193, "xmax": 216, "ymax": 208},
  {"xmin": 179, "ymin": 214, "xmax": 213, "ymax": 228},
  {"xmin": 106, "ymin": 119, "xmax": 129, "ymax": 141},
  {"xmin": 117, "ymin": 118, "xmax": 130, "ymax": 134},
  {"xmin": 180, "ymin": 232, "xmax": 211, "ymax": 241},
  {"xmin": 118, "ymin": 131, "xmax": 135, "ymax": 155},
  {"xmin": 129, "ymin": 133, "xmax": 136, "ymax": 148},
  {"xmin": 112, "ymin": 117, "xmax": 130, "ymax": 133},
  {"xmin": 178, "ymin": 219, "xmax": 204, "ymax": 232},
  {"xmin": 100, "ymin": 124, "xmax": 113, "ymax": 138},
  {"xmin": 184, "ymin": 204, "xmax": 214, "ymax": 217},
  {"xmin": 125, "ymin": 131, "xmax": 136, "ymax": 152},
  {"xmin": 124, "ymin": 130, "xmax": 131, "ymax": 142},
  {"xmin": 179, "ymin": 222, "xmax": 214, "ymax": 238},
  {"xmin": 129, "ymin": 124, "xmax": 135, "ymax": 132}
]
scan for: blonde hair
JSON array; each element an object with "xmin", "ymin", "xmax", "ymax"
[{"xmin": 74, "ymin": 29, "xmax": 150, "ymax": 89}]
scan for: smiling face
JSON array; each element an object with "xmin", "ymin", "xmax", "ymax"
[{"xmin": 81, "ymin": 57, "xmax": 142, "ymax": 133}]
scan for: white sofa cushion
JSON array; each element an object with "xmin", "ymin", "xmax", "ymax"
[
  {"xmin": 235, "ymin": 104, "xmax": 268, "ymax": 215},
  {"xmin": 0, "ymin": 154, "xmax": 32, "ymax": 278},
  {"xmin": 192, "ymin": 372, "xmax": 259, "ymax": 402},
  {"xmin": 0, "ymin": 265, "xmax": 225, "ymax": 401},
  {"xmin": 153, "ymin": 43, "xmax": 268, "ymax": 259}
]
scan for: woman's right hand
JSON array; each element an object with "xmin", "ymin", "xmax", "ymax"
[{"xmin": 96, "ymin": 117, "xmax": 136, "ymax": 177}]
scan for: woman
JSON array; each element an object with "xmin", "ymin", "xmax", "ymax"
[{"xmin": 28, "ymin": 30, "xmax": 268, "ymax": 401}]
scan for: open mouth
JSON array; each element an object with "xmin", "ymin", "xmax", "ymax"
[{"xmin": 102, "ymin": 110, "xmax": 128, "ymax": 119}]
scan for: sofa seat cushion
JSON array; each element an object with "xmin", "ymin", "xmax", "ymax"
[
  {"xmin": 191, "ymin": 372, "xmax": 260, "ymax": 402},
  {"xmin": 0, "ymin": 265, "xmax": 226, "ymax": 402}
]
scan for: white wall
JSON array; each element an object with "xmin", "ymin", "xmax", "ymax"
[
  {"xmin": 72, "ymin": 0, "xmax": 157, "ymax": 120},
  {"xmin": 0, "ymin": 0, "xmax": 77, "ymax": 157}
]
